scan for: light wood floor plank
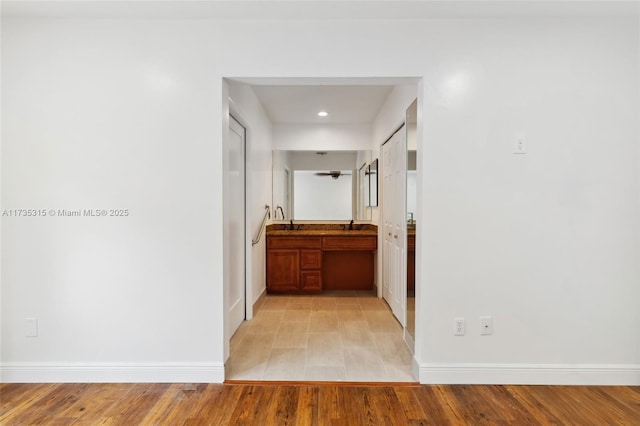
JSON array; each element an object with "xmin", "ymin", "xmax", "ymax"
[{"xmin": 0, "ymin": 383, "xmax": 57, "ymax": 422}]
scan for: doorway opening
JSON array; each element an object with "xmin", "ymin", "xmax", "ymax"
[{"xmin": 222, "ymin": 77, "xmax": 422, "ymax": 382}]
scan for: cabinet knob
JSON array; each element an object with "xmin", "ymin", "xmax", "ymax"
[{"xmin": 394, "ymin": 234, "xmax": 398, "ymax": 239}]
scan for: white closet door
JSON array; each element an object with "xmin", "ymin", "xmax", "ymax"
[
  {"xmin": 382, "ymin": 127, "xmax": 407, "ymax": 325},
  {"xmin": 227, "ymin": 116, "xmax": 246, "ymax": 337},
  {"xmin": 382, "ymin": 141, "xmax": 394, "ymax": 312}
]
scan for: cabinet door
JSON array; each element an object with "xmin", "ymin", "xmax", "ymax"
[
  {"xmin": 300, "ymin": 271, "xmax": 322, "ymax": 292},
  {"xmin": 267, "ymin": 250, "xmax": 300, "ymax": 292},
  {"xmin": 300, "ymin": 250, "xmax": 322, "ymax": 270}
]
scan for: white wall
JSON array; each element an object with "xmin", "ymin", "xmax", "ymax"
[
  {"xmin": 1, "ymin": 18, "xmax": 225, "ymax": 382},
  {"xmin": 418, "ymin": 19, "xmax": 639, "ymax": 384},
  {"xmin": 273, "ymin": 123, "xmax": 372, "ymax": 151},
  {"xmin": 1, "ymin": 15, "xmax": 638, "ymax": 384},
  {"xmin": 370, "ymin": 84, "xmax": 418, "ymax": 226},
  {"xmin": 373, "ymin": 85, "xmax": 418, "ymax": 152},
  {"xmin": 288, "ymin": 151, "xmax": 358, "ymax": 171}
]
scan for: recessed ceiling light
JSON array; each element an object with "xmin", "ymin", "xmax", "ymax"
[{"xmin": 317, "ymin": 111, "xmax": 328, "ymax": 117}]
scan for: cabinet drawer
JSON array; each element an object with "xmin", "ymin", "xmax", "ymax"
[
  {"xmin": 322, "ymin": 236, "xmax": 377, "ymax": 251},
  {"xmin": 300, "ymin": 250, "xmax": 322, "ymax": 270},
  {"xmin": 300, "ymin": 271, "xmax": 322, "ymax": 292},
  {"xmin": 267, "ymin": 237, "xmax": 322, "ymax": 250}
]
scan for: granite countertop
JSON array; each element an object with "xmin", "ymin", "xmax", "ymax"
[{"xmin": 266, "ymin": 223, "xmax": 378, "ymax": 237}]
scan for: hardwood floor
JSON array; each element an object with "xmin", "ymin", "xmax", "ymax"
[{"xmin": 1, "ymin": 383, "xmax": 638, "ymax": 425}]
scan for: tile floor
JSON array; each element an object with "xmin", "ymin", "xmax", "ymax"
[{"xmin": 227, "ymin": 292, "xmax": 416, "ymax": 382}]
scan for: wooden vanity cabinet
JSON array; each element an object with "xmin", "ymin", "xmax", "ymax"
[
  {"xmin": 407, "ymin": 234, "xmax": 415, "ymax": 292},
  {"xmin": 266, "ymin": 234, "xmax": 377, "ymax": 294},
  {"xmin": 266, "ymin": 237, "xmax": 322, "ymax": 293}
]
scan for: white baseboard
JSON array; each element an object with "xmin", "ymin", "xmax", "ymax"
[
  {"xmin": 412, "ymin": 357, "xmax": 420, "ymax": 380},
  {"xmin": 418, "ymin": 363, "xmax": 640, "ymax": 385},
  {"xmin": 403, "ymin": 329, "xmax": 415, "ymax": 355},
  {"xmin": 0, "ymin": 362, "xmax": 226, "ymax": 383},
  {"xmin": 4, "ymin": 361, "xmax": 636, "ymax": 385},
  {"xmin": 252, "ymin": 288, "xmax": 267, "ymax": 313}
]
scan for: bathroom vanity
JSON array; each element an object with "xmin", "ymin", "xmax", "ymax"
[{"xmin": 266, "ymin": 224, "xmax": 377, "ymax": 294}]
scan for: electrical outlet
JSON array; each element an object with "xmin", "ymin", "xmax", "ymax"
[
  {"xmin": 454, "ymin": 318, "xmax": 465, "ymax": 336},
  {"xmin": 514, "ymin": 136, "xmax": 526, "ymax": 154},
  {"xmin": 25, "ymin": 318, "xmax": 38, "ymax": 337},
  {"xmin": 480, "ymin": 316, "xmax": 493, "ymax": 335}
]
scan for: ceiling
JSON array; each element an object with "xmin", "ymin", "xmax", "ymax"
[
  {"xmin": 3, "ymin": 1, "xmax": 638, "ymax": 19},
  {"xmin": 250, "ymin": 85, "xmax": 395, "ymax": 124}
]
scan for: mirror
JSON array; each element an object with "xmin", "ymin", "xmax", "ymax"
[
  {"xmin": 406, "ymin": 99, "xmax": 417, "ymax": 341},
  {"xmin": 272, "ymin": 150, "xmax": 374, "ymax": 221}
]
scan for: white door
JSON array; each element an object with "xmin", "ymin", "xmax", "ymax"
[
  {"xmin": 382, "ymin": 127, "xmax": 407, "ymax": 325},
  {"xmin": 228, "ymin": 115, "xmax": 246, "ymax": 336}
]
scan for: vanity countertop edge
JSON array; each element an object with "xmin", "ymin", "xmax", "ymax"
[{"xmin": 266, "ymin": 223, "xmax": 378, "ymax": 237}]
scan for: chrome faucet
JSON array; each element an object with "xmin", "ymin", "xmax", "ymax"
[
  {"xmin": 408, "ymin": 212, "xmax": 415, "ymax": 228},
  {"xmin": 349, "ymin": 219, "xmax": 354, "ymax": 230}
]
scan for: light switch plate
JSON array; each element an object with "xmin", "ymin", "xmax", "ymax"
[
  {"xmin": 25, "ymin": 318, "xmax": 38, "ymax": 337},
  {"xmin": 514, "ymin": 136, "xmax": 526, "ymax": 154}
]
